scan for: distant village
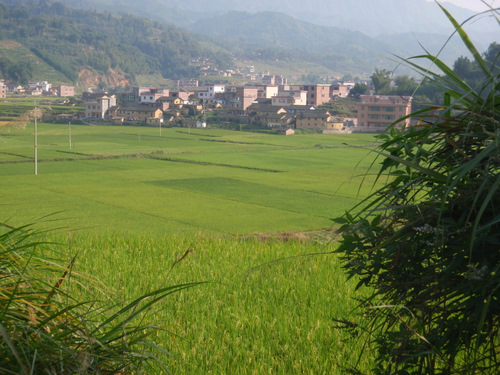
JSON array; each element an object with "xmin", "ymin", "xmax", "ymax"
[{"xmin": 0, "ymin": 75, "xmax": 413, "ymax": 134}]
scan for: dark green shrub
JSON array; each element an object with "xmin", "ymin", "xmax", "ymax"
[{"xmin": 335, "ymin": 6, "xmax": 499, "ymax": 374}]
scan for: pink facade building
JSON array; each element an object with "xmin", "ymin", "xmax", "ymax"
[
  {"xmin": 234, "ymin": 87, "xmax": 259, "ymax": 111},
  {"xmin": 290, "ymin": 84, "xmax": 331, "ymax": 106},
  {"xmin": 357, "ymin": 95, "xmax": 412, "ymax": 130},
  {"xmin": 57, "ymin": 85, "xmax": 75, "ymax": 97}
]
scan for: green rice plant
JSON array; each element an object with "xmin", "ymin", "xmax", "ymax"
[
  {"xmin": 65, "ymin": 232, "xmax": 374, "ymax": 374},
  {"xmin": 0, "ymin": 223, "xmax": 200, "ymax": 374},
  {"xmin": 335, "ymin": 4, "xmax": 499, "ymax": 374}
]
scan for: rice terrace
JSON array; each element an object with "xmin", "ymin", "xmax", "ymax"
[{"xmin": 1, "ymin": 118, "xmax": 381, "ymax": 373}]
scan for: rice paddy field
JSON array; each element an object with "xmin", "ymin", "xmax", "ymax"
[{"xmin": 1, "ymin": 122, "xmax": 381, "ymax": 373}]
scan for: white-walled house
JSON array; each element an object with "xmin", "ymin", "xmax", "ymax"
[{"xmin": 198, "ymin": 84, "xmax": 226, "ymax": 101}]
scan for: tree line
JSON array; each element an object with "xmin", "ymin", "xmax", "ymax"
[{"xmin": 347, "ymin": 41, "xmax": 500, "ymax": 108}]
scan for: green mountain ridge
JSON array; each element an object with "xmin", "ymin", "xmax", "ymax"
[
  {"xmin": 0, "ymin": 1, "xmax": 234, "ymax": 87},
  {"xmin": 0, "ymin": 0, "xmax": 490, "ymax": 88}
]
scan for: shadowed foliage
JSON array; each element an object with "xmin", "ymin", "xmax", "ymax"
[{"xmin": 335, "ymin": 5, "xmax": 499, "ymax": 374}]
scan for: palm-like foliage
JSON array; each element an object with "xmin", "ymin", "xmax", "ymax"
[
  {"xmin": 336, "ymin": 4, "xmax": 499, "ymax": 374},
  {"xmin": 0, "ymin": 224, "xmax": 199, "ymax": 374}
]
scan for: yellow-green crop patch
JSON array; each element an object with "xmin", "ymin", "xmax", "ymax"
[{"xmin": 1, "ymin": 122, "xmax": 380, "ymax": 373}]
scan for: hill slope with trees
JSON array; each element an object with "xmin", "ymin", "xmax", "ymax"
[{"xmin": 0, "ymin": 1, "xmax": 234, "ymax": 86}]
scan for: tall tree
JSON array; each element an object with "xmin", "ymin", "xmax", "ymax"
[{"xmin": 370, "ymin": 68, "xmax": 391, "ymax": 93}]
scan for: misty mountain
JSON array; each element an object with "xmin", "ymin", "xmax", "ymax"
[
  {"xmin": 187, "ymin": 10, "xmax": 470, "ymax": 70},
  {"xmin": 2, "ymin": 0, "xmax": 496, "ymax": 84},
  {"xmin": 186, "ymin": 11, "xmax": 391, "ymax": 73},
  {"xmin": 33, "ymin": 0, "xmax": 497, "ymax": 65},
  {"xmin": 50, "ymin": 0, "xmax": 495, "ymax": 36}
]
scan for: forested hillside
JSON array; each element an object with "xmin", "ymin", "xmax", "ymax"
[{"xmin": 0, "ymin": 1, "xmax": 234, "ymax": 86}]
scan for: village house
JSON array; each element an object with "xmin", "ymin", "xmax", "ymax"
[
  {"xmin": 296, "ymin": 110, "xmax": 335, "ymax": 129},
  {"xmin": 233, "ymin": 86, "xmax": 259, "ymax": 111},
  {"xmin": 139, "ymin": 88, "xmax": 169, "ymax": 104},
  {"xmin": 56, "ymin": 85, "xmax": 75, "ymax": 97},
  {"xmin": 170, "ymin": 89, "xmax": 194, "ymax": 103},
  {"xmin": 7, "ymin": 84, "xmax": 25, "ymax": 94},
  {"xmin": 357, "ymin": 95, "xmax": 413, "ymax": 130},
  {"xmin": 197, "ymin": 84, "xmax": 226, "ymax": 103},
  {"xmin": 109, "ymin": 106, "xmax": 164, "ymax": 125},
  {"xmin": 288, "ymin": 84, "xmax": 331, "ymax": 106},
  {"xmin": 264, "ymin": 113, "xmax": 295, "ymax": 128},
  {"xmin": 155, "ymin": 96, "xmax": 184, "ymax": 111},
  {"xmin": 331, "ymin": 81, "xmax": 355, "ymax": 97},
  {"xmin": 271, "ymin": 90, "xmax": 307, "ymax": 106},
  {"xmin": 176, "ymin": 79, "xmax": 199, "ymax": 88},
  {"xmin": 256, "ymin": 85, "xmax": 279, "ymax": 99},
  {"xmin": 29, "ymin": 81, "xmax": 51, "ymax": 93},
  {"xmin": 246, "ymin": 104, "xmax": 290, "ymax": 126},
  {"xmin": 120, "ymin": 92, "xmax": 140, "ymax": 107},
  {"xmin": 84, "ymin": 94, "xmax": 117, "ymax": 118},
  {"xmin": 0, "ymin": 79, "xmax": 6, "ymax": 98}
]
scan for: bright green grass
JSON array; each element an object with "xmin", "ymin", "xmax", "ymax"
[
  {"xmin": 2, "ymin": 123, "xmax": 379, "ymax": 373},
  {"xmin": 1, "ymin": 123, "xmax": 380, "ymax": 235},
  {"xmin": 60, "ymin": 232, "xmax": 374, "ymax": 374}
]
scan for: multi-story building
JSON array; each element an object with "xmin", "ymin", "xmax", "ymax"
[
  {"xmin": 271, "ymin": 90, "xmax": 307, "ymax": 107},
  {"xmin": 84, "ymin": 94, "xmax": 117, "ymax": 118},
  {"xmin": 138, "ymin": 88, "xmax": 169, "ymax": 104},
  {"xmin": 357, "ymin": 95, "xmax": 412, "ymax": 130},
  {"xmin": 290, "ymin": 84, "xmax": 331, "ymax": 106},
  {"xmin": 256, "ymin": 85, "xmax": 279, "ymax": 99},
  {"xmin": 331, "ymin": 81, "xmax": 355, "ymax": 97},
  {"xmin": 0, "ymin": 79, "xmax": 6, "ymax": 98},
  {"xmin": 232, "ymin": 87, "xmax": 259, "ymax": 111},
  {"xmin": 56, "ymin": 85, "xmax": 75, "ymax": 97},
  {"xmin": 197, "ymin": 84, "xmax": 226, "ymax": 102}
]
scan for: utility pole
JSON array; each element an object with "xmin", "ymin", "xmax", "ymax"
[
  {"xmin": 69, "ymin": 121, "xmax": 72, "ymax": 150},
  {"xmin": 34, "ymin": 101, "xmax": 38, "ymax": 175}
]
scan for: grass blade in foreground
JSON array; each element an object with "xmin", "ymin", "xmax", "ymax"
[{"xmin": 0, "ymin": 222, "xmax": 200, "ymax": 374}]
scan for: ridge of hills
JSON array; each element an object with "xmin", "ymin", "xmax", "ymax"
[
  {"xmin": 0, "ymin": 1, "xmax": 234, "ymax": 88},
  {"xmin": 0, "ymin": 0, "xmax": 496, "ymax": 88}
]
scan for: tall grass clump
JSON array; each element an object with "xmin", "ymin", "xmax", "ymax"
[
  {"xmin": 335, "ymin": 4, "xmax": 499, "ymax": 374},
  {"xmin": 0, "ymin": 223, "xmax": 198, "ymax": 374}
]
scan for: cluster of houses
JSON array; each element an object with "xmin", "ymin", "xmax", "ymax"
[
  {"xmin": 0, "ymin": 77, "xmax": 413, "ymax": 132},
  {"xmin": 0, "ymin": 80, "xmax": 75, "ymax": 97},
  {"xmin": 83, "ymin": 82, "xmax": 412, "ymax": 132}
]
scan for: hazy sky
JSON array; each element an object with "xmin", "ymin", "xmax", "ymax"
[{"xmin": 427, "ymin": 0, "xmax": 498, "ymax": 12}]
